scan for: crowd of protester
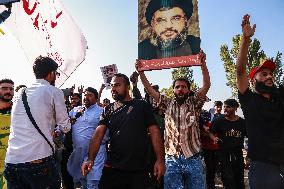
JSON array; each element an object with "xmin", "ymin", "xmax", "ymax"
[{"xmin": 0, "ymin": 14, "xmax": 284, "ymax": 189}]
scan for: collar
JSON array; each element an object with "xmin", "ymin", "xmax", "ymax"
[
  {"xmin": 85, "ymin": 104, "xmax": 98, "ymax": 110},
  {"xmin": 35, "ymin": 79, "xmax": 51, "ymax": 85}
]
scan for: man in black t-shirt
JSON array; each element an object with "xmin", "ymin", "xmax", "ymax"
[
  {"xmin": 236, "ymin": 14, "xmax": 284, "ymax": 189},
  {"xmin": 209, "ymin": 99, "xmax": 246, "ymax": 189},
  {"xmin": 82, "ymin": 73, "xmax": 165, "ymax": 189}
]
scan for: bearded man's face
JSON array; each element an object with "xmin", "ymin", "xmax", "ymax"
[
  {"xmin": 151, "ymin": 7, "xmax": 187, "ymax": 47},
  {"xmin": 0, "ymin": 83, "xmax": 14, "ymax": 102}
]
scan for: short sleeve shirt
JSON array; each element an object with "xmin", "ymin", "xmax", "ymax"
[
  {"xmin": 99, "ymin": 99, "xmax": 157, "ymax": 170},
  {"xmin": 159, "ymin": 93, "xmax": 206, "ymax": 158},
  {"xmin": 238, "ymin": 87, "xmax": 284, "ymax": 164},
  {"xmin": 210, "ymin": 117, "xmax": 246, "ymax": 153}
]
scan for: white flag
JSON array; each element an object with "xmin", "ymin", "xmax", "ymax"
[{"xmin": 1, "ymin": 0, "xmax": 87, "ymax": 86}]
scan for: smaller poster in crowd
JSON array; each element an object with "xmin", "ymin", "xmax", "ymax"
[{"xmin": 100, "ymin": 64, "xmax": 118, "ymax": 89}]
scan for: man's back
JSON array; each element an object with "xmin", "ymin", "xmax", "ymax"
[{"xmin": 6, "ymin": 79, "xmax": 70, "ymax": 164}]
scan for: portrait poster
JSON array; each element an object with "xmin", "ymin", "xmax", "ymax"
[
  {"xmin": 0, "ymin": 114, "xmax": 10, "ymax": 189},
  {"xmin": 100, "ymin": 64, "xmax": 118, "ymax": 89},
  {"xmin": 138, "ymin": 0, "xmax": 201, "ymax": 71}
]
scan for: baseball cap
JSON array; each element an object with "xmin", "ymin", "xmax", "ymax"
[{"xmin": 249, "ymin": 59, "xmax": 276, "ymax": 80}]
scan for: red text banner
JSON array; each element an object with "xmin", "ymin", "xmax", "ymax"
[{"xmin": 138, "ymin": 54, "xmax": 201, "ymax": 71}]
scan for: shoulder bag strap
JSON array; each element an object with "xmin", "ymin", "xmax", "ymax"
[{"xmin": 22, "ymin": 89, "xmax": 55, "ymax": 156}]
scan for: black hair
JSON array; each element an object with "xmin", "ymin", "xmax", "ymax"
[
  {"xmin": 103, "ymin": 98, "xmax": 110, "ymax": 103},
  {"xmin": 72, "ymin": 93, "xmax": 81, "ymax": 98},
  {"xmin": 214, "ymin": 101, "xmax": 223, "ymax": 107},
  {"xmin": 0, "ymin": 78, "xmax": 14, "ymax": 85},
  {"xmin": 85, "ymin": 87, "xmax": 98, "ymax": 99},
  {"xmin": 33, "ymin": 56, "xmax": 58, "ymax": 79},
  {"xmin": 224, "ymin": 99, "xmax": 239, "ymax": 108},
  {"xmin": 172, "ymin": 78, "xmax": 191, "ymax": 89},
  {"xmin": 114, "ymin": 73, "xmax": 130, "ymax": 86}
]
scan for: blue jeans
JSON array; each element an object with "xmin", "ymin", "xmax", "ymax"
[
  {"xmin": 249, "ymin": 160, "xmax": 284, "ymax": 189},
  {"xmin": 4, "ymin": 156, "xmax": 61, "ymax": 189},
  {"xmin": 164, "ymin": 154, "xmax": 206, "ymax": 189},
  {"xmin": 80, "ymin": 178, "xmax": 99, "ymax": 189}
]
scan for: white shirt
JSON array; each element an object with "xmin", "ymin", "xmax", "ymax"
[{"xmin": 5, "ymin": 79, "xmax": 71, "ymax": 163}]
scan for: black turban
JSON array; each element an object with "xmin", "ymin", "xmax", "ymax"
[{"xmin": 145, "ymin": 0, "xmax": 193, "ymax": 25}]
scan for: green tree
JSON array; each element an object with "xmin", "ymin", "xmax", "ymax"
[
  {"xmin": 161, "ymin": 67, "xmax": 198, "ymax": 98},
  {"xmin": 220, "ymin": 34, "xmax": 283, "ymax": 97}
]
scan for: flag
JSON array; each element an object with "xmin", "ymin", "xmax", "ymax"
[
  {"xmin": 0, "ymin": 27, "xmax": 4, "ymax": 35},
  {"xmin": 1, "ymin": 0, "xmax": 87, "ymax": 86}
]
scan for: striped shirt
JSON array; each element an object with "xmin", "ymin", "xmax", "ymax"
[{"xmin": 159, "ymin": 93, "xmax": 205, "ymax": 158}]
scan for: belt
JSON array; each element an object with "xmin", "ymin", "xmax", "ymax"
[
  {"xmin": 6, "ymin": 155, "xmax": 54, "ymax": 167},
  {"xmin": 30, "ymin": 155, "xmax": 54, "ymax": 164}
]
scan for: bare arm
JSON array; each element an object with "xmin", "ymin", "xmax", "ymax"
[
  {"xmin": 136, "ymin": 60, "xmax": 160, "ymax": 102},
  {"xmin": 81, "ymin": 125, "xmax": 107, "ymax": 176},
  {"xmin": 148, "ymin": 125, "xmax": 166, "ymax": 180},
  {"xmin": 130, "ymin": 71, "xmax": 143, "ymax": 99},
  {"xmin": 197, "ymin": 51, "xmax": 211, "ymax": 97},
  {"xmin": 97, "ymin": 84, "xmax": 105, "ymax": 106},
  {"xmin": 208, "ymin": 132, "xmax": 219, "ymax": 144},
  {"xmin": 236, "ymin": 14, "xmax": 256, "ymax": 94}
]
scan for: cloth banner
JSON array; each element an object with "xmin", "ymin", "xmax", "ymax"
[
  {"xmin": 0, "ymin": 0, "xmax": 87, "ymax": 86},
  {"xmin": 100, "ymin": 64, "xmax": 118, "ymax": 89}
]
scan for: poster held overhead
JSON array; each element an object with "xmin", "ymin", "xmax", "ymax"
[
  {"xmin": 100, "ymin": 64, "xmax": 118, "ymax": 89},
  {"xmin": 138, "ymin": 0, "xmax": 201, "ymax": 70}
]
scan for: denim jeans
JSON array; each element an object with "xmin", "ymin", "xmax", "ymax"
[
  {"xmin": 249, "ymin": 160, "xmax": 284, "ymax": 189},
  {"xmin": 164, "ymin": 154, "xmax": 206, "ymax": 189},
  {"xmin": 4, "ymin": 156, "xmax": 61, "ymax": 189},
  {"xmin": 80, "ymin": 178, "xmax": 99, "ymax": 189}
]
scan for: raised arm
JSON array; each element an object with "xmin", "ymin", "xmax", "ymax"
[
  {"xmin": 197, "ymin": 51, "xmax": 211, "ymax": 97},
  {"xmin": 130, "ymin": 71, "xmax": 143, "ymax": 99},
  {"xmin": 81, "ymin": 125, "xmax": 107, "ymax": 176},
  {"xmin": 97, "ymin": 84, "xmax": 105, "ymax": 106},
  {"xmin": 236, "ymin": 14, "xmax": 256, "ymax": 94},
  {"xmin": 136, "ymin": 60, "xmax": 160, "ymax": 102}
]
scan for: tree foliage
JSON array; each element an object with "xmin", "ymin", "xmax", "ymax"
[
  {"xmin": 220, "ymin": 34, "xmax": 283, "ymax": 97},
  {"xmin": 161, "ymin": 67, "xmax": 198, "ymax": 98}
]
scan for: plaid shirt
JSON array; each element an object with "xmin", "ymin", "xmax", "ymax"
[{"xmin": 159, "ymin": 93, "xmax": 206, "ymax": 158}]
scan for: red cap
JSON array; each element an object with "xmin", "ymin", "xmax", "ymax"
[{"xmin": 249, "ymin": 60, "xmax": 276, "ymax": 80}]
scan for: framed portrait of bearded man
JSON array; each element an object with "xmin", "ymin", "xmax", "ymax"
[{"xmin": 138, "ymin": 0, "xmax": 201, "ymax": 71}]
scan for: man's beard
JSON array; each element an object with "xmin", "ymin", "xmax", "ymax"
[
  {"xmin": 174, "ymin": 93, "xmax": 189, "ymax": 105},
  {"xmin": 0, "ymin": 94, "xmax": 12, "ymax": 102},
  {"xmin": 151, "ymin": 28, "xmax": 188, "ymax": 50},
  {"xmin": 112, "ymin": 92, "xmax": 127, "ymax": 102},
  {"xmin": 50, "ymin": 80, "xmax": 55, "ymax": 86},
  {"xmin": 255, "ymin": 80, "xmax": 277, "ymax": 95}
]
